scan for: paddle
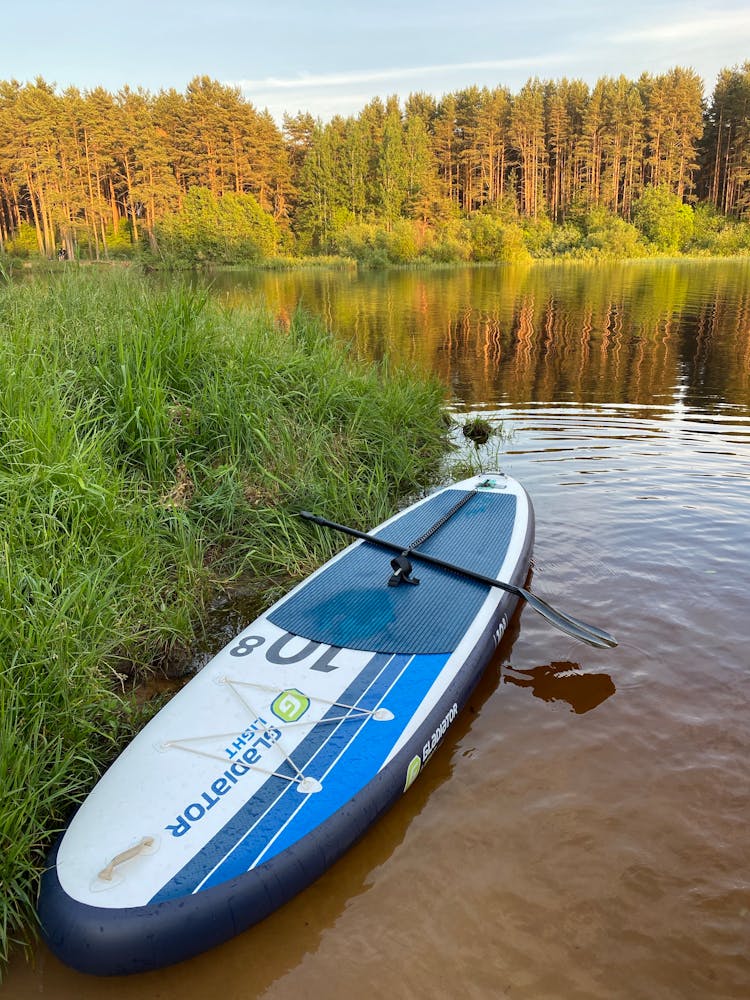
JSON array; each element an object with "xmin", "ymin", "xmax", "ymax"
[{"xmin": 299, "ymin": 511, "xmax": 618, "ymax": 650}]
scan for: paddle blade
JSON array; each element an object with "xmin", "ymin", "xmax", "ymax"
[{"xmin": 520, "ymin": 590, "xmax": 618, "ymax": 649}]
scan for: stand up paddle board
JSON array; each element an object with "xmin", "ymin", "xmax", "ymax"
[{"xmin": 38, "ymin": 472, "xmax": 534, "ymax": 975}]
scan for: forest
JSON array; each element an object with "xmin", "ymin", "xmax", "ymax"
[{"xmin": 0, "ymin": 63, "xmax": 749, "ymax": 264}]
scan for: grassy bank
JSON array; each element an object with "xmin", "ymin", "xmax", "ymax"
[{"xmin": 0, "ymin": 269, "xmax": 450, "ymax": 974}]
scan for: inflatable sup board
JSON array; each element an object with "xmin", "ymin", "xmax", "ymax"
[{"xmin": 38, "ymin": 472, "xmax": 534, "ymax": 974}]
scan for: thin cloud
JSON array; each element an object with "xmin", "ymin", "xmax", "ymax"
[
  {"xmin": 612, "ymin": 10, "xmax": 750, "ymax": 43},
  {"xmin": 233, "ymin": 55, "xmax": 568, "ymax": 92}
]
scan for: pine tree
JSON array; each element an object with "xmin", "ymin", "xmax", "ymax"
[
  {"xmin": 120, "ymin": 88, "xmax": 179, "ymax": 248},
  {"xmin": 377, "ymin": 102, "xmax": 409, "ymax": 227},
  {"xmin": 340, "ymin": 116, "xmax": 370, "ymax": 221},
  {"xmin": 295, "ymin": 122, "xmax": 340, "ymax": 251},
  {"xmin": 702, "ymin": 63, "xmax": 750, "ymax": 216},
  {"xmin": 510, "ymin": 79, "xmax": 547, "ymax": 217},
  {"xmin": 403, "ymin": 111, "xmax": 440, "ymax": 223},
  {"xmin": 643, "ymin": 68, "xmax": 703, "ymax": 198},
  {"xmin": 433, "ymin": 94, "xmax": 459, "ymax": 208}
]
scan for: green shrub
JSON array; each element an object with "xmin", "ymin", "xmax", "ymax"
[
  {"xmin": 425, "ymin": 234, "xmax": 472, "ymax": 263},
  {"xmin": 466, "ymin": 212, "xmax": 506, "ymax": 261},
  {"xmin": 520, "ymin": 215, "xmax": 554, "ymax": 256},
  {"xmin": 689, "ymin": 204, "xmax": 750, "ymax": 255},
  {"xmin": 104, "ymin": 219, "xmax": 136, "ymax": 258},
  {"xmin": 332, "ymin": 220, "xmax": 424, "ymax": 265},
  {"xmin": 381, "ymin": 220, "xmax": 420, "ymax": 263},
  {"xmin": 467, "ymin": 212, "xmax": 532, "ymax": 263},
  {"xmin": 426, "ymin": 219, "xmax": 472, "ymax": 263},
  {"xmin": 331, "ymin": 222, "xmax": 379, "ymax": 262},
  {"xmin": 581, "ymin": 207, "xmax": 645, "ymax": 257},
  {"xmin": 538, "ymin": 222, "xmax": 585, "ymax": 257},
  {"xmin": 633, "ymin": 186, "xmax": 695, "ymax": 253},
  {"xmin": 151, "ymin": 188, "xmax": 282, "ymax": 265},
  {"xmin": 5, "ymin": 222, "xmax": 42, "ymax": 258}
]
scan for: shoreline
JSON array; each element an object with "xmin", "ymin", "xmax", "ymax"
[{"xmin": 6, "ymin": 249, "xmax": 750, "ymax": 276}]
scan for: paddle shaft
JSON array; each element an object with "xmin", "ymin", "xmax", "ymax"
[
  {"xmin": 302, "ymin": 510, "xmax": 529, "ymax": 592},
  {"xmin": 299, "ymin": 512, "xmax": 617, "ymax": 649}
]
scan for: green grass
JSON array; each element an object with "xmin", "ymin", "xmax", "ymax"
[{"xmin": 0, "ymin": 267, "xmax": 450, "ymax": 974}]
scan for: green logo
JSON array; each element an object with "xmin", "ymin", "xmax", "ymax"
[
  {"xmin": 404, "ymin": 755, "xmax": 422, "ymax": 791},
  {"xmin": 271, "ymin": 688, "xmax": 310, "ymax": 723}
]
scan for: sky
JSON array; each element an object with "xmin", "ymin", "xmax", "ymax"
[{"xmin": 5, "ymin": 1, "xmax": 750, "ymax": 122}]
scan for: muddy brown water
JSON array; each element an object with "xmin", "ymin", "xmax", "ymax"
[{"xmin": 5, "ymin": 261, "xmax": 749, "ymax": 999}]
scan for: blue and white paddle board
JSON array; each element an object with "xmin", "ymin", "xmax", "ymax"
[{"xmin": 38, "ymin": 472, "xmax": 534, "ymax": 975}]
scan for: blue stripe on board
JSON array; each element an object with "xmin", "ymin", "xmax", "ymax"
[
  {"xmin": 195, "ymin": 653, "xmax": 449, "ymax": 890},
  {"xmin": 151, "ymin": 651, "xmax": 399, "ymax": 903},
  {"xmin": 244, "ymin": 652, "xmax": 449, "ymax": 871},
  {"xmin": 269, "ymin": 490, "xmax": 517, "ymax": 654}
]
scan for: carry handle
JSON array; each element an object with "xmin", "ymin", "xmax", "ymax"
[{"xmin": 98, "ymin": 836, "xmax": 155, "ymax": 882}]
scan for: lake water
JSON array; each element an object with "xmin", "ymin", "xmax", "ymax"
[{"xmin": 7, "ymin": 260, "xmax": 750, "ymax": 999}]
